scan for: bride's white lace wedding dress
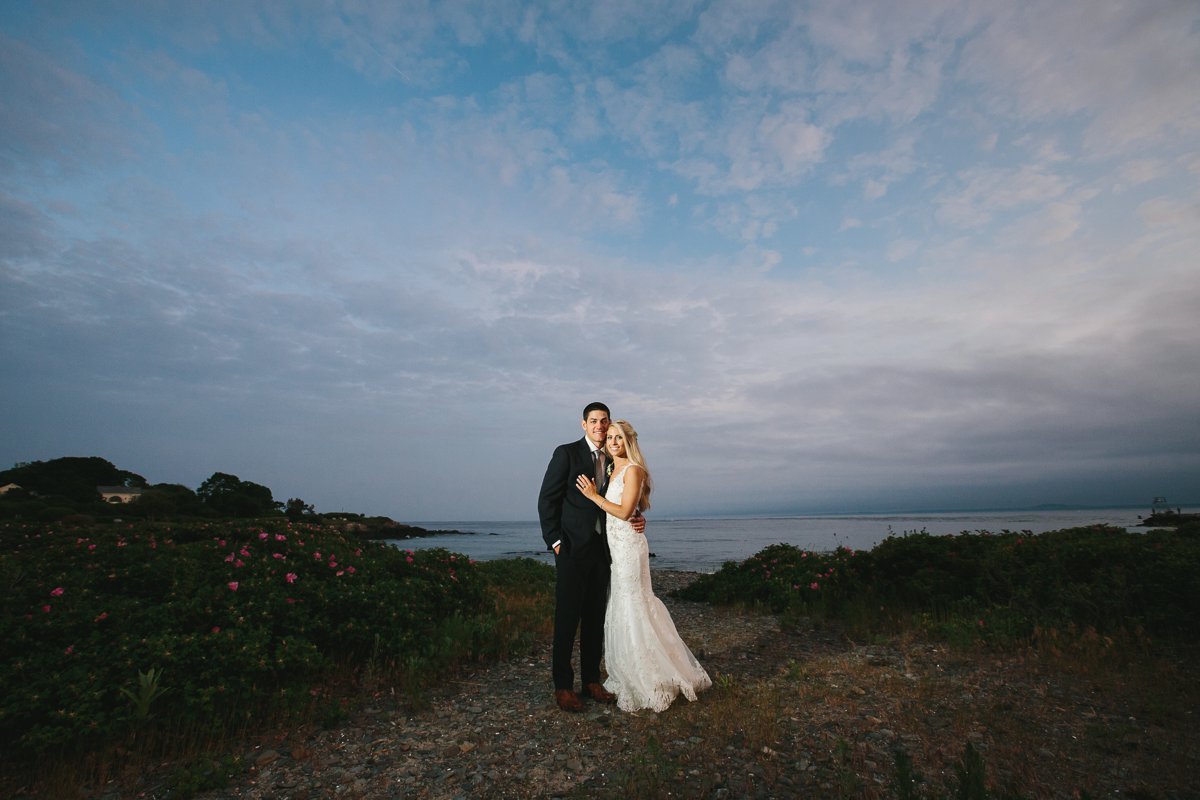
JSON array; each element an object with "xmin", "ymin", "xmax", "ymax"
[{"xmin": 602, "ymin": 465, "xmax": 712, "ymax": 712}]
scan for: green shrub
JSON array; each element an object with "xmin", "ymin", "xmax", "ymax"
[
  {"xmin": 0, "ymin": 520, "xmax": 496, "ymax": 760},
  {"xmin": 475, "ymin": 556, "xmax": 554, "ymax": 595},
  {"xmin": 678, "ymin": 525, "xmax": 1200, "ymax": 645},
  {"xmin": 675, "ymin": 542, "xmax": 869, "ymax": 618}
]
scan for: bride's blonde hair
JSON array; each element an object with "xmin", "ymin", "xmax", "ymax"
[{"xmin": 610, "ymin": 419, "xmax": 652, "ymax": 511}]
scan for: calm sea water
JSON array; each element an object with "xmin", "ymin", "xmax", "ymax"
[{"xmin": 390, "ymin": 508, "xmax": 1151, "ymax": 573}]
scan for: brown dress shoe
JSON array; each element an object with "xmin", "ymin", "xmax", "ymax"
[
  {"xmin": 554, "ymin": 689, "xmax": 583, "ymax": 713},
  {"xmin": 583, "ymin": 682, "xmax": 617, "ymax": 704}
]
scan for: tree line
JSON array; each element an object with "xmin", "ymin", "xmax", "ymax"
[{"xmin": 0, "ymin": 456, "xmax": 314, "ymax": 522}]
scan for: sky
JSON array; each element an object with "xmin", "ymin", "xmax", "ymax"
[{"xmin": 2, "ymin": 1, "xmax": 1198, "ymax": 521}]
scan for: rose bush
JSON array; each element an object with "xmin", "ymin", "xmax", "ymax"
[{"xmin": 0, "ymin": 519, "xmax": 502, "ymax": 758}]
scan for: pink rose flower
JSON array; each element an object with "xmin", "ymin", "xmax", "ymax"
[{"xmin": 228, "ymin": 582, "xmax": 239, "ymax": 591}]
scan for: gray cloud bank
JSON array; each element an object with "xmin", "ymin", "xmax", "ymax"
[{"xmin": 2, "ymin": 1, "xmax": 1198, "ymax": 519}]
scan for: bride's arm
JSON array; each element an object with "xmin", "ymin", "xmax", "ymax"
[{"xmin": 576, "ymin": 466, "xmax": 644, "ymax": 521}]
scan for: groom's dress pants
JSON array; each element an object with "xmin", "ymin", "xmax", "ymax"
[{"xmin": 553, "ymin": 547, "xmax": 610, "ymax": 691}]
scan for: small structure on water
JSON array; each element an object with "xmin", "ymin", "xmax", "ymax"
[{"xmin": 1140, "ymin": 497, "xmax": 1198, "ymax": 527}]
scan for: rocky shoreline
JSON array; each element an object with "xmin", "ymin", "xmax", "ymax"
[
  {"xmin": 317, "ymin": 516, "xmax": 476, "ymax": 540},
  {"xmin": 1138, "ymin": 510, "xmax": 1200, "ymax": 527}
]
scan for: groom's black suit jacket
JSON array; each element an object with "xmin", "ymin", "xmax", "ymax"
[{"xmin": 538, "ymin": 437, "xmax": 608, "ymax": 560}]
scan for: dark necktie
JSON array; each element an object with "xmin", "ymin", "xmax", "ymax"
[{"xmin": 594, "ymin": 451, "xmax": 606, "ymax": 490}]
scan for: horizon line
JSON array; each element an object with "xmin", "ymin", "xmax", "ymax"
[{"xmin": 405, "ymin": 502, "xmax": 1194, "ymax": 525}]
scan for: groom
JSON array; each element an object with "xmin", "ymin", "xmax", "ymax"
[{"xmin": 538, "ymin": 401, "xmax": 644, "ymax": 712}]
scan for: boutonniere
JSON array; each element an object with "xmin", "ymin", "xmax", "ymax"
[{"xmin": 606, "ymin": 460, "xmax": 614, "ymax": 478}]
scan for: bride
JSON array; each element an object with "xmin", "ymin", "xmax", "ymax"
[{"xmin": 575, "ymin": 419, "xmax": 712, "ymax": 712}]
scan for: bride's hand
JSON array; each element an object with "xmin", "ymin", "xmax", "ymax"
[{"xmin": 575, "ymin": 474, "xmax": 598, "ymax": 500}]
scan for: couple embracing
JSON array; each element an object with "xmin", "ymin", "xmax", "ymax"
[{"xmin": 537, "ymin": 402, "xmax": 712, "ymax": 714}]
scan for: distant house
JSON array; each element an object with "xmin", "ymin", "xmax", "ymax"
[
  {"xmin": 0, "ymin": 483, "xmax": 21, "ymax": 495},
  {"xmin": 98, "ymin": 486, "xmax": 145, "ymax": 504}
]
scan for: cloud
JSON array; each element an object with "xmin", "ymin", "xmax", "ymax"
[
  {"xmin": 935, "ymin": 165, "xmax": 1071, "ymax": 229},
  {"xmin": 1137, "ymin": 196, "xmax": 1200, "ymax": 230},
  {"xmin": 720, "ymin": 28, "xmax": 811, "ymax": 93},
  {"xmin": 0, "ymin": 33, "xmax": 148, "ymax": 177},
  {"xmin": 959, "ymin": 1, "xmax": 1200, "ymax": 154},
  {"xmin": 2, "ymin": 1, "xmax": 1198, "ymax": 520},
  {"xmin": 1116, "ymin": 159, "xmax": 1168, "ymax": 189},
  {"xmin": 886, "ymin": 238, "xmax": 920, "ymax": 262}
]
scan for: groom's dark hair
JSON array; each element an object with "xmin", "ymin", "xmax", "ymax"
[{"xmin": 582, "ymin": 401, "xmax": 610, "ymax": 419}]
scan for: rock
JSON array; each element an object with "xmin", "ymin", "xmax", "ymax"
[{"xmin": 254, "ymin": 749, "xmax": 281, "ymax": 767}]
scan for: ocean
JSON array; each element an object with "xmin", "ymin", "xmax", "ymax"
[{"xmin": 391, "ymin": 507, "xmax": 1154, "ymax": 573}]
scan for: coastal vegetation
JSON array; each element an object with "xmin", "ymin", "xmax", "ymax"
[
  {"xmin": 0, "ymin": 457, "xmax": 288, "ymax": 521},
  {"xmin": 0, "ymin": 457, "xmax": 464, "ymax": 545},
  {"xmin": 0, "ymin": 517, "xmax": 552, "ymax": 796},
  {"xmin": 2, "ymin": 463, "xmax": 1197, "ymax": 796},
  {"xmin": 677, "ymin": 523, "xmax": 1200, "ymax": 644}
]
